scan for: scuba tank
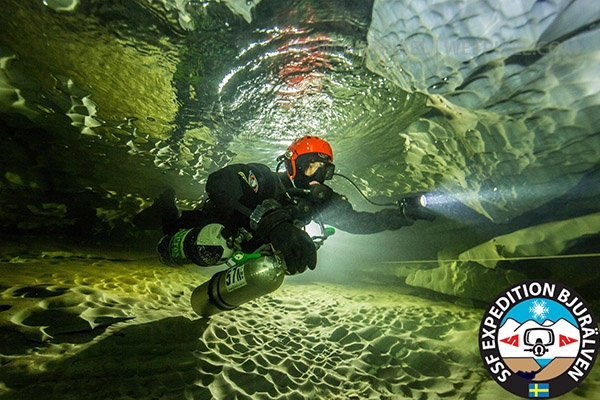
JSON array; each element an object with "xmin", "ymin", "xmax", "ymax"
[
  {"xmin": 157, "ymin": 223, "xmax": 234, "ymax": 267},
  {"xmin": 155, "ymin": 198, "xmax": 337, "ymax": 317},
  {"xmin": 190, "ymin": 224, "xmax": 336, "ymax": 317},
  {"xmin": 157, "ymin": 223, "xmax": 287, "ymax": 317},
  {"xmin": 191, "ymin": 248, "xmax": 286, "ymax": 317}
]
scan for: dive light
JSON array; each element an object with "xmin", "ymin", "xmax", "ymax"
[{"xmin": 397, "ymin": 194, "xmax": 436, "ymax": 221}]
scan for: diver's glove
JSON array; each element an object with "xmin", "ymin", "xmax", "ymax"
[
  {"xmin": 267, "ymin": 221, "xmax": 317, "ymax": 274},
  {"xmin": 308, "ymin": 182, "xmax": 333, "ymax": 202},
  {"xmin": 376, "ymin": 209, "xmax": 415, "ymax": 230},
  {"xmin": 251, "ymin": 200, "xmax": 317, "ymax": 274}
]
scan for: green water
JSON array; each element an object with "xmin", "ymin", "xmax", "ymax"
[{"xmin": 1, "ymin": 0, "xmax": 599, "ymax": 398}]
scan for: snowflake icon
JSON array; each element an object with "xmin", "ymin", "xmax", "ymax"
[{"xmin": 529, "ymin": 300, "xmax": 550, "ymax": 321}]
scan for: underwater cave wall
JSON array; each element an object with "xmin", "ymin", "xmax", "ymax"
[{"xmin": 365, "ymin": 0, "xmax": 600, "ymax": 223}]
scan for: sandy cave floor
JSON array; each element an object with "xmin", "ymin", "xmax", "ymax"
[{"xmin": 0, "ymin": 251, "xmax": 599, "ymax": 400}]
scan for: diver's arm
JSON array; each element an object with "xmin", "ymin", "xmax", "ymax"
[
  {"xmin": 206, "ymin": 164, "xmax": 251, "ymax": 223},
  {"xmin": 318, "ymin": 192, "xmax": 413, "ymax": 234},
  {"xmin": 206, "ymin": 163, "xmax": 277, "ymax": 227}
]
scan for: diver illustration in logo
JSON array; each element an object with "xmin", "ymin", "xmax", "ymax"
[
  {"xmin": 498, "ymin": 299, "xmax": 580, "ymax": 381},
  {"xmin": 479, "ymin": 280, "xmax": 598, "ymax": 399}
]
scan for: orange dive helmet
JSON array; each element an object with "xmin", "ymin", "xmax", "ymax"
[{"xmin": 283, "ymin": 135, "xmax": 334, "ymax": 184}]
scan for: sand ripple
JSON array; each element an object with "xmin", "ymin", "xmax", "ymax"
[{"xmin": 1, "ymin": 257, "xmax": 599, "ymax": 399}]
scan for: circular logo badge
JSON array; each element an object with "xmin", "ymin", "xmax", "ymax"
[{"xmin": 479, "ymin": 280, "xmax": 598, "ymax": 398}]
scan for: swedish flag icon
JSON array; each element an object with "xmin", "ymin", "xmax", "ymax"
[{"xmin": 529, "ymin": 383, "xmax": 549, "ymax": 397}]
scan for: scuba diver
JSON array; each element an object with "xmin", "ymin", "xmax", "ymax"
[{"xmin": 134, "ymin": 135, "xmax": 435, "ymax": 316}]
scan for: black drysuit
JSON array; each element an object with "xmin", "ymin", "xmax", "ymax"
[
  {"xmin": 171, "ymin": 163, "xmax": 411, "ymax": 234},
  {"xmin": 164, "ymin": 163, "xmax": 413, "ymax": 273}
]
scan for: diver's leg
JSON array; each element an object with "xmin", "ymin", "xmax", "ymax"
[
  {"xmin": 172, "ymin": 210, "xmax": 213, "ymax": 232},
  {"xmin": 164, "ymin": 198, "xmax": 224, "ymax": 235},
  {"xmin": 133, "ymin": 189, "xmax": 216, "ymax": 235},
  {"xmin": 133, "ymin": 188, "xmax": 179, "ymax": 232}
]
